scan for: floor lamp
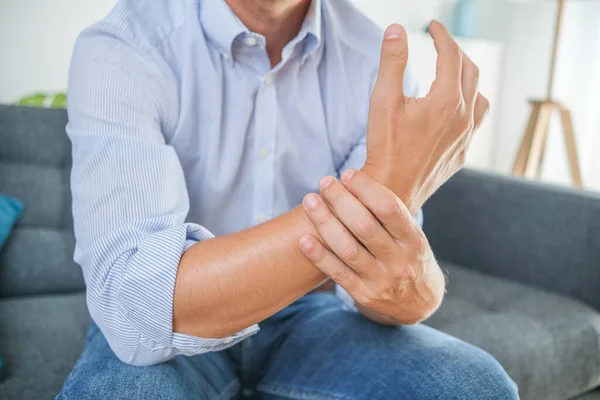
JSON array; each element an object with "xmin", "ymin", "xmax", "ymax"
[{"xmin": 511, "ymin": 0, "xmax": 583, "ymax": 186}]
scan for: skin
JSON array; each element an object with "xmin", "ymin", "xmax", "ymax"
[
  {"xmin": 172, "ymin": 1, "xmax": 489, "ymax": 338},
  {"xmin": 225, "ymin": 0, "xmax": 312, "ymax": 67},
  {"xmin": 302, "ymin": 23, "xmax": 489, "ymax": 324}
]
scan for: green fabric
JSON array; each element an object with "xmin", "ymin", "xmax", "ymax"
[{"xmin": 16, "ymin": 93, "xmax": 66, "ymax": 109}]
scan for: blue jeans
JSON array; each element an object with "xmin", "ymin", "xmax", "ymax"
[{"xmin": 57, "ymin": 293, "xmax": 518, "ymax": 399}]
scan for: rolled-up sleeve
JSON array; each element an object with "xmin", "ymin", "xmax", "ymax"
[{"xmin": 67, "ymin": 27, "xmax": 258, "ymax": 366}]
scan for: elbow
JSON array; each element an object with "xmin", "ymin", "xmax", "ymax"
[
  {"xmin": 111, "ymin": 345, "xmax": 161, "ymax": 368},
  {"xmin": 87, "ymin": 297, "xmax": 175, "ymax": 367}
]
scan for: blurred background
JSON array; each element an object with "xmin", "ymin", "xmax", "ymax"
[{"xmin": 1, "ymin": 0, "xmax": 599, "ymax": 190}]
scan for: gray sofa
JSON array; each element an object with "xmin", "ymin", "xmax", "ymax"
[{"xmin": 0, "ymin": 104, "xmax": 599, "ymax": 400}]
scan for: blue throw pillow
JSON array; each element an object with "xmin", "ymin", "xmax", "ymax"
[
  {"xmin": 0, "ymin": 194, "xmax": 22, "ymax": 380},
  {"xmin": 0, "ymin": 194, "xmax": 23, "ymax": 250}
]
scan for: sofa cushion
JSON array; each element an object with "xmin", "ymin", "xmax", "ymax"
[
  {"xmin": 1, "ymin": 265, "xmax": 599, "ymax": 400},
  {"xmin": 0, "ymin": 293, "xmax": 89, "ymax": 400},
  {"xmin": 573, "ymin": 389, "xmax": 600, "ymax": 400},
  {"xmin": 0, "ymin": 105, "xmax": 84, "ymax": 297},
  {"xmin": 427, "ymin": 263, "xmax": 600, "ymax": 400}
]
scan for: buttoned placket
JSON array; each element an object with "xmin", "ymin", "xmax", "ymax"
[
  {"xmin": 253, "ymin": 69, "xmax": 276, "ymax": 225},
  {"xmin": 235, "ymin": 31, "xmax": 310, "ymax": 226}
]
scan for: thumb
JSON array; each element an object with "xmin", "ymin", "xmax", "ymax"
[{"xmin": 373, "ymin": 24, "xmax": 409, "ymax": 104}]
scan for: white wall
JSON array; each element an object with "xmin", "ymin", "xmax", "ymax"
[
  {"xmin": 492, "ymin": 1, "xmax": 600, "ymax": 190},
  {"xmin": 352, "ymin": 0, "xmax": 447, "ymax": 33},
  {"xmin": 0, "ymin": 0, "xmax": 115, "ymax": 103}
]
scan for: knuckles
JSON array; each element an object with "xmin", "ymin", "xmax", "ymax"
[
  {"xmin": 472, "ymin": 64, "xmax": 480, "ymax": 82},
  {"xmin": 330, "ymin": 264, "xmax": 349, "ymax": 283},
  {"xmin": 457, "ymin": 116, "xmax": 474, "ymax": 136},
  {"xmin": 449, "ymin": 43, "xmax": 463, "ymax": 61},
  {"xmin": 340, "ymin": 244, "xmax": 361, "ymax": 263},
  {"xmin": 370, "ymin": 88, "xmax": 404, "ymax": 113},
  {"xmin": 377, "ymin": 198, "xmax": 403, "ymax": 220},
  {"xmin": 457, "ymin": 150, "xmax": 467, "ymax": 167},
  {"xmin": 482, "ymin": 95, "xmax": 490, "ymax": 109},
  {"xmin": 478, "ymin": 94, "xmax": 490, "ymax": 113},
  {"xmin": 356, "ymin": 218, "xmax": 378, "ymax": 240},
  {"xmin": 376, "ymin": 282, "xmax": 396, "ymax": 301}
]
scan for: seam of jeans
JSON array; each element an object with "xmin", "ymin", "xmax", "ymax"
[
  {"xmin": 216, "ymin": 378, "xmax": 241, "ymax": 400},
  {"xmin": 256, "ymin": 383, "xmax": 349, "ymax": 400}
]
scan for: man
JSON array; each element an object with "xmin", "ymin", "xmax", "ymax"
[{"xmin": 58, "ymin": 0, "xmax": 518, "ymax": 398}]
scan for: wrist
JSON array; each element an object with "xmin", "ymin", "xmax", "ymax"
[{"xmin": 361, "ymin": 163, "xmax": 419, "ymax": 216}]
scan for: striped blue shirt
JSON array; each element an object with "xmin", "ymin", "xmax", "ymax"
[{"xmin": 67, "ymin": 0, "xmax": 419, "ymax": 366}]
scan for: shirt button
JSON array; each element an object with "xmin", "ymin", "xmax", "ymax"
[
  {"xmin": 242, "ymin": 388, "xmax": 254, "ymax": 397},
  {"xmin": 263, "ymin": 75, "xmax": 273, "ymax": 85},
  {"xmin": 244, "ymin": 36, "xmax": 258, "ymax": 46},
  {"xmin": 258, "ymin": 214, "xmax": 267, "ymax": 223},
  {"xmin": 259, "ymin": 148, "xmax": 269, "ymax": 159},
  {"xmin": 223, "ymin": 338, "xmax": 233, "ymax": 344}
]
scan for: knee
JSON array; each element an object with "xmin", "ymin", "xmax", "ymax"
[
  {"xmin": 57, "ymin": 356, "xmax": 197, "ymax": 400},
  {"xmin": 377, "ymin": 338, "xmax": 518, "ymax": 400},
  {"xmin": 436, "ymin": 342, "xmax": 519, "ymax": 400}
]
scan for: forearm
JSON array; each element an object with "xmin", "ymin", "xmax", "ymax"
[{"xmin": 173, "ymin": 205, "xmax": 327, "ymax": 338}]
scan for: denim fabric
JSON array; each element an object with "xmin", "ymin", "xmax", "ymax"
[{"xmin": 57, "ymin": 293, "xmax": 518, "ymax": 399}]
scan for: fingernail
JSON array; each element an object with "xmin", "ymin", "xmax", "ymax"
[
  {"xmin": 299, "ymin": 235, "xmax": 313, "ymax": 252},
  {"xmin": 303, "ymin": 194, "xmax": 319, "ymax": 211},
  {"xmin": 341, "ymin": 169, "xmax": 356, "ymax": 183},
  {"xmin": 319, "ymin": 176, "xmax": 334, "ymax": 190},
  {"xmin": 385, "ymin": 24, "xmax": 404, "ymax": 40}
]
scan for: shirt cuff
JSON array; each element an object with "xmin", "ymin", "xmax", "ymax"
[{"xmin": 117, "ymin": 222, "xmax": 259, "ymax": 356}]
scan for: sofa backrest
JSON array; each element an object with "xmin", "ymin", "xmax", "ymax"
[{"xmin": 0, "ymin": 105, "xmax": 84, "ymax": 297}]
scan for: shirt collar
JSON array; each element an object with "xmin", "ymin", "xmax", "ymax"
[
  {"xmin": 299, "ymin": 0, "xmax": 322, "ymax": 60},
  {"xmin": 200, "ymin": 0, "xmax": 322, "ymax": 62},
  {"xmin": 200, "ymin": 0, "xmax": 247, "ymax": 59}
]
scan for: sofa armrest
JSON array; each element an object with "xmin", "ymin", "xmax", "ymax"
[{"xmin": 423, "ymin": 168, "xmax": 600, "ymax": 311}]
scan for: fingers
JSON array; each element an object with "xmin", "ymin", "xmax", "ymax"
[
  {"xmin": 299, "ymin": 235, "xmax": 363, "ymax": 294},
  {"xmin": 456, "ymin": 93, "xmax": 490, "ymax": 167},
  {"xmin": 372, "ymin": 24, "xmax": 409, "ymax": 106},
  {"xmin": 461, "ymin": 53, "xmax": 479, "ymax": 110},
  {"xmin": 302, "ymin": 192, "xmax": 375, "ymax": 276},
  {"xmin": 317, "ymin": 175, "xmax": 397, "ymax": 262},
  {"xmin": 340, "ymin": 170, "xmax": 420, "ymax": 243},
  {"xmin": 473, "ymin": 93, "xmax": 490, "ymax": 132},
  {"xmin": 429, "ymin": 20, "xmax": 463, "ymax": 97}
]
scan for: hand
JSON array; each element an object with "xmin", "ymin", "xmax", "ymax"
[
  {"xmin": 363, "ymin": 21, "xmax": 489, "ymax": 215},
  {"xmin": 299, "ymin": 170, "xmax": 445, "ymax": 325}
]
